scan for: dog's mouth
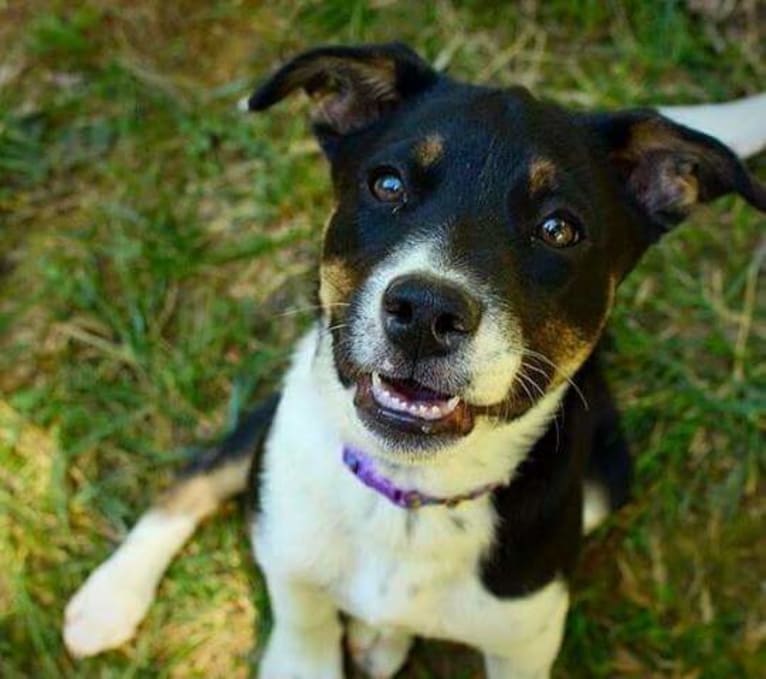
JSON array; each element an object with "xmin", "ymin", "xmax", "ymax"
[{"xmin": 354, "ymin": 372, "xmax": 474, "ymax": 438}]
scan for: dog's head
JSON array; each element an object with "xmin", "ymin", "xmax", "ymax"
[{"xmin": 248, "ymin": 43, "xmax": 765, "ymax": 459}]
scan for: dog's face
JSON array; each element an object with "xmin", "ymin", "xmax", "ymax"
[{"xmin": 249, "ymin": 43, "xmax": 765, "ymax": 457}]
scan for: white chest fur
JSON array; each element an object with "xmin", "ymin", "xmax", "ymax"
[{"xmin": 252, "ymin": 327, "xmax": 569, "ymax": 659}]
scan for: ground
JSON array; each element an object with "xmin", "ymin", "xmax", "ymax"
[{"xmin": 0, "ymin": 1, "xmax": 764, "ymax": 677}]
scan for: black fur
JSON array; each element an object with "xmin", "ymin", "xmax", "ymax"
[{"xmin": 480, "ymin": 354, "xmax": 630, "ymax": 597}]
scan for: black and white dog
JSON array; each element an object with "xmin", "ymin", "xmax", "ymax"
[{"xmin": 64, "ymin": 44, "xmax": 766, "ymax": 678}]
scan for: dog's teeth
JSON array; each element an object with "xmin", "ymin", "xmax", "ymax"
[
  {"xmin": 372, "ymin": 372, "xmax": 402, "ymax": 413},
  {"xmin": 422, "ymin": 405, "xmax": 445, "ymax": 421},
  {"xmin": 368, "ymin": 373, "xmax": 462, "ymax": 421}
]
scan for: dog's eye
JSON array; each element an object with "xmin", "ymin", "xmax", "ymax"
[
  {"xmin": 370, "ymin": 169, "xmax": 406, "ymax": 203},
  {"xmin": 536, "ymin": 215, "xmax": 582, "ymax": 248}
]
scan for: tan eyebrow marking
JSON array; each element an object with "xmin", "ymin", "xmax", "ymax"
[
  {"xmin": 413, "ymin": 134, "xmax": 445, "ymax": 167},
  {"xmin": 529, "ymin": 158, "xmax": 557, "ymax": 194}
]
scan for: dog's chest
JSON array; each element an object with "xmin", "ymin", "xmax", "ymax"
[
  {"xmin": 258, "ymin": 470, "xmax": 563, "ymax": 652},
  {"xmin": 330, "ymin": 502, "xmax": 499, "ymax": 644}
]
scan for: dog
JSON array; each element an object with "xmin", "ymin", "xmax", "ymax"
[{"xmin": 63, "ymin": 43, "xmax": 766, "ymax": 677}]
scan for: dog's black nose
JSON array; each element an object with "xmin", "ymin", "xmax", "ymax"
[{"xmin": 382, "ymin": 275, "xmax": 481, "ymax": 357}]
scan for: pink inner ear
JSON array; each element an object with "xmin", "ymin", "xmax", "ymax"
[
  {"xmin": 628, "ymin": 152, "xmax": 699, "ymax": 217},
  {"xmin": 311, "ymin": 85, "xmax": 396, "ymax": 135},
  {"xmin": 313, "ymin": 89, "xmax": 361, "ymax": 134},
  {"xmin": 304, "ymin": 59, "xmax": 402, "ymax": 135}
]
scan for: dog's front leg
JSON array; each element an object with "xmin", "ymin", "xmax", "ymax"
[
  {"xmin": 258, "ymin": 576, "xmax": 343, "ymax": 679},
  {"xmin": 484, "ymin": 655, "xmax": 551, "ymax": 679},
  {"xmin": 483, "ymin": 630, "xmax": 563, "ymax": 679},
  {"xmin": 347, "ymin": 617, "xmax": 413, "ymax": 678},
  {"xmin": 483, "ymin": 650, "xmax": 557, "ymax": 679},
  {"xmin": 482, "ymin": 590, "xmax": 568, "ymax": 679}
]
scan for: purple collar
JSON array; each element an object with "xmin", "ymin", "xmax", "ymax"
[{"xmin": 342, "ymin": 446, "xmax": 503, "ymax": 510}]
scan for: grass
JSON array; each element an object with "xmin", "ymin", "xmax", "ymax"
[{"xmin": 0, "ymin": 1, "xmax": 764, "ymax": 677}]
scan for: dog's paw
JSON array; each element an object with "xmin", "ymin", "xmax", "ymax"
[
  {"xmin": 63, "ymin": 561, "xmax": 155, "ymax": 658},
  {"xmin": 347, "ymin": 618, "xmax": 412, "ymax": 679},
  {"xmin": 258, "ymin": 624, "xmax": 343, "ymax": 679}
]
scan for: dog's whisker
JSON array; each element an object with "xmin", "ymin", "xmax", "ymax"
[
  {"xmin": 517, "ymin": 367, "xmax": 546, "ymax": 399},
  {"xmin": 512, "ymin": 371, "xmax": 536, "ymax": 409},
  {"xmin": 515, "ymin": 365, "xmax": 562, "ymax": 450},
  {"xmin": 521, "ymin": 348, "xmax": 590, "ymax": 411}
]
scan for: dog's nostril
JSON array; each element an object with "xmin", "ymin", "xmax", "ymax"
[
  {"xmin": 433, "ymin": 312, "xmax": 465, "ymax": 338},
  {"xmin": 384, "ymin": 297, "xmax": 414, "ymax": 324},
  {"xmin": 381, "ymin": 275, "xmax": 481, "ymax": 357}
]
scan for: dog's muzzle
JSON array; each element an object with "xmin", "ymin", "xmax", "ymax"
[{"xmin": 350, "ymin": 274, "xmax": 481, "ymax": 444}]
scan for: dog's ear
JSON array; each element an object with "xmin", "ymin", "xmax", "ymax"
[
  {"xmin": 584, "ymin": 110, "xmax": 766, "ymax": 234},
  {"xmin": 246, "ymin": 43, "xmax": 437, "ymax": 153}
]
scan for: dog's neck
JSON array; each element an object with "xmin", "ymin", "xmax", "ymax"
[{"xmin": 342, "ymin": 444, "xmax": 505, "ymax": 509}]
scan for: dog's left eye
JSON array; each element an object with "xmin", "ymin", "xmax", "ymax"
[
  {"xmin": 370, "ymin": 169, "xmax": 406, "ymax": 203},
  {"xmin": 535, "ymin": 215, "xmax": 582, "ymax": 248}
]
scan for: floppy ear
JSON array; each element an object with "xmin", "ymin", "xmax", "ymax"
[
  {"xmin": 585, "ymin": 110, "xmax": 766, "ymax": 234},
  {"xmin": 245, "ymin": 42, "xmax": 438, "ymax": 153}
]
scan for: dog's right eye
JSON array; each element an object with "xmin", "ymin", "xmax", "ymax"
[
  {"xmin": 535, "ymin": 214, "xmax": 583, "ymax": 248},
  {"xmin": 370, "ymin": 169, "xmax": 406, "ymax": 203}
]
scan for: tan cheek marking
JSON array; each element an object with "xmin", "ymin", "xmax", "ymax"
[
  {"xmin": 529, "ymin": 158, "xmax": 557, "ymax": 194},
  {"xmin": 319, "ymin": 258, "xmax": 356, "ymax": 311},
  {"xmin": 548, "ymin": 278, "xmax": 619, "ymax": 382},
  {"xmin": 533, "ymin": 321, "xmax": 602, "ymax": 386},
  {"xmin": 554, "ymin": 342, "xmax": 597, "ymax": 383},
  {"xmin": 414, "ymin": 134, "xmax": 444, "ymax": 167}
]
